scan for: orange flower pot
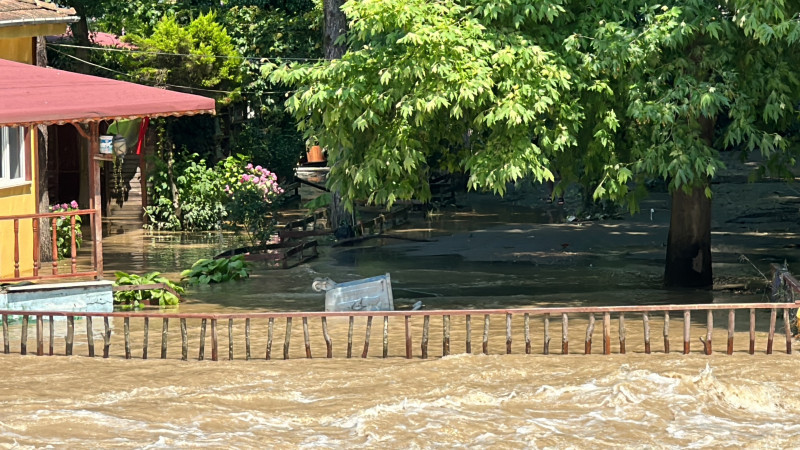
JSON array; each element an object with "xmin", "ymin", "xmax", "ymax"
[{"xmin": 306, "ymin": 145, "xmax": 325, "ymax": 163}]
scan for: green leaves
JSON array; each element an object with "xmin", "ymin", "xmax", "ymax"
[
  {"xmin": 181, "ymin": 255, "xmax": 251, "ymax": 285},
  {"xmin": 271, "ymin": 0, "xmax": 800, "ymax": 212},
  {"xmin": 113, "ymin": 271, "xmax": 184, "ymax": 310}
]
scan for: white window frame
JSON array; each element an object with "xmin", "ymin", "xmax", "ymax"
[{"xmin": 0, "ymin": 126, "xmax": 27, "ymax": 188}]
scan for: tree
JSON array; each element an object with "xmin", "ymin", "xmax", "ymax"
[
  {"xmin": 322, "ymin": 0, "xmax": 354, "ymax": 237},
  {"xmin": 272, "ymin": 0, "xmax": 800, "ymax": 289}
]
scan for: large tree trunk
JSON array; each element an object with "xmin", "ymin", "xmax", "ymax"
[
  {"xmin": 323, "ymin": 0, "xmax": 347, "ymax": 59},
  {"xmin": 664, "ymin": 116, "xmax": 715, "ymax": 289},
  {"xmin": 324, "ymin": 0, "xmax": 354, "ymax": 237},
  {"xmin": 664, "ymin": 186, "xmax": 712, "ymax": 288},
  {"xmin": 35, "ymin": 36, "xmax": 53, "ymax": 261},
  {"xmin": 68, "ymin": 6, "xmax": 91, "ymax": 74}
]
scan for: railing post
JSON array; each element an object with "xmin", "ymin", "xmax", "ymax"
[
  {"xmin": 36, "ymin": 315, "xmax": 43, "ymax": 356},
  {"xmin": 422, "ymin": 315, "xmax": 430, "ymax": 359},
  {"xmin": 749, "ymin": 308, "xmax": 756, "ymax": 355},
  {"xmin": 704, "ymin": 310, "xmax": 713, "ymax": 355},
  {"xmin": 13, "ymin": 218, "xmax": 20, "ymax": 278},
  {"xmin": 562, "ymin": 313, "xmax": 569, "ymax": 355},
  {"xmin": 323, "ymin": 317, "xmax": 333, "ymax": 358},
  {"xmin": 181, "ymin": 318, "xmax": 188, "ymax": 361},
  {"xmin": 524, "ymin": 313, "xmax": 531, "ymax": 355},
  {"xmin": 142, "ymin": 317, "xmax": 149, "ymax": 359},
  {"xmin": 51, "ymin": 217, "xmax": 58, "ymax": 275},
  {"xmin": 124, "ymin": 317, "xmax": 131, "ymax": 359},
  {"xmin": 347, "ymin": 316, "xmax": 354, "ymax": 358},
  {"xmin": 543, "ymin": 313, "xmax": 550, "ymax": 355},
  {"xmin": 585, "ymin": 313, "xmax": 595, "ymax": 355},
  {"xmin": 70, "ymin": 215, "xmax": 77, "ymax": 274},
  {"xmin": 66, "ymin": 316, "xmax": 74, "ymax": 356},
  {"xmin": 303, "ymin": 317, "xmax": 312, "ymax": 359},
  {"xmin": 383, "ymin": 316, "xmax": 389, "ymax": 358},
  {"xmin": 2, "ymin": 314, "xmax": 7, "ymax": 354},
  {"xmin": 20, "ymin": 315, "xmax": 28, "ymax": 355},
  {"xmin": 683, "ymin": 311, "xmax": 690, "ymax": 355},
  {"xmin": 767, "ymin": 308, "xmax": 776, "ymax": 354},
  {"xmin": 32, "ymin": 219, "xmax": 40, "ymax": 277},
  {"xmin": 86, "ymin": 316, "xmax": 94, "ymax": 357},
  {"xmin": 361, "ymin": 316, "xmax": 372, "ymax": 358},
  {"xmin": 465, "ymin": 314, "xmax": 472, "ymax": 354},
  {"xmin": 727, "ymin": 310, "xmax": 735, "ymax": 355},
  {"xmin": 161, "ymin": 318, "xmax": 169, "ymax": 359},
  {"xmin": 404, "ymin": 315, "xmax": 412, "ymax": 359},
  {"xmin": 505, "ymin": 313, "xmax": 511, "ymax": 355},
  {"xmin": 443, "ymin": 315, "xmax": 451, "ymax": 357},
  {"xmin": 784, "ymin": 308, "xmax": 793, "ymax": 355},
  {"xmin": 103, "ymin": 317, "xmax": 111, "ymax": 358}
]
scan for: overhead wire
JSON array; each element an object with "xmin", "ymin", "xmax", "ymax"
[
  {"xmin": 47, "ymin": 46, "xmax": 295, "ymax": 97},
  {"xmin": 48, "ymin": 42, "xmax": 326, "ymax": 63}
]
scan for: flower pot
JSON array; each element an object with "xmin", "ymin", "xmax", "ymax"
[{"xmin": 306, "ymin": 145, "xmax": 325, "ymax": 163}]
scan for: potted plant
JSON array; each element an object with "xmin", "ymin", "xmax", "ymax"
[{"xmin": 305, "ymin": 136, "xmax": 325, "ymax": 163}]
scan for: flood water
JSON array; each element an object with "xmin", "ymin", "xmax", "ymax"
[{"xmin": 2, "ymin": 196, "xmax": 799, "ymax": 448}]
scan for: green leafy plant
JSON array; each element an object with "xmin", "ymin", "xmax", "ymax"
[
  {"xmin": 51, "ymin": 201, "xmax": 82, "ymax": 259},
  {"xmin": 113, "ymin": 271, "xmax": 184, "ymax": 310},
  {"xmin": 181, "ymin": 255, "xmax": 250, "ymax": 285}
]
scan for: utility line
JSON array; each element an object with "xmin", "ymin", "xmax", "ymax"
[
  {"xmin": 48, "ymin": 47, "xmax": 294, "ymax": 96},
  {"xmin": 48, "ymin": 42, "xmax": 326, "ymax": 63}
]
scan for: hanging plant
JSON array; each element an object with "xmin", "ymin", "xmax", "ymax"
[{"xmin": 112, "ymin": 153, "xmax": 128, "ymax": 200}]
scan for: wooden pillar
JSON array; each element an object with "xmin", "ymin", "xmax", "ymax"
[{"xmin": 87, "ymin": 122, "xmax": 104, "ymax": 278}]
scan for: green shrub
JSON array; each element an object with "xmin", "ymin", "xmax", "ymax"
[
  {"xmin": 113, "ymin": 271, "xmax": 184, "ymax": 310},
  {"xmin": 181, "ymin": 255, "xmax": 250, "ymax": 285}
]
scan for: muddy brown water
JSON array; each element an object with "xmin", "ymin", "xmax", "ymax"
[{"xmin": 2, "ymin": 195, "xmax": 800, "ymax": 448}]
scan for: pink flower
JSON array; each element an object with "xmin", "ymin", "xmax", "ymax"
[
  {"xmin": 61, "ymin": 203, "xmax": 69, "ymax": 211},
  {"xmin": 255, "ymin": 165, "xmax": 262, "ymax": 171},
  {"xmin": 246, "ymin": 163, "xmax": 253, "ymax": 170},
  {"xmin": 70, "ymin": 200, "xmax": 79, "ymax": 209}
]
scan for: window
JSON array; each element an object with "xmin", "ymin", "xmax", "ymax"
[{"xmin": 1, "ymin": 126, "xmax": 26, "ymax": 186}]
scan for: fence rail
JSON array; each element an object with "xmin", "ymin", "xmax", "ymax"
[
  {"xmin": 1, "ymin": 302, "xmax": 797, "ymax": 361},
  {"xmin": 0, "ymin": 208, "xmax": 98, "ymax": 282}
]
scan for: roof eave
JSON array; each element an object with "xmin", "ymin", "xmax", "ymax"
[{"xmin": 0, "ymin": 16, "xmax": 80, "ymax": 28}]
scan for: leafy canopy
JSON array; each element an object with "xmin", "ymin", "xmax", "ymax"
[{"xmin": 271, "ymin": 0, "xmax": 800, "ymax": 211}]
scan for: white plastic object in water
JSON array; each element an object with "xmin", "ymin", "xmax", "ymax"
[{"xmin": 315, "ymin": 273, "xmax": 394, "ymax": 312}]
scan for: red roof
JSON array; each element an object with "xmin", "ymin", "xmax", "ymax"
[{"xmin": 0, "ymin": 58, "xmax": 216, "ymax": 127}]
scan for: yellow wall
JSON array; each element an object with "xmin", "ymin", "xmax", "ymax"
[
  {"xmin": 0, "ymin": 130, "xmax": 37, "ymax": 280},
  {"xmin": 0, "ymin": 37, "xmax": 36, "ymax": 279},
  {"xmin": 0, "ymin": 36, "xmax": 33, "ymax": 63}
]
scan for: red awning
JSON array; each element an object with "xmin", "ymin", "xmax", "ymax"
[{"xmin": 0, "ymin": 58, "xmax": 216, "ymax": 127}]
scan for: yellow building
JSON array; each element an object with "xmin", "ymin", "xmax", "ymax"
[{"xmin": 0, "ymin": 0, "xmax": 78, "ymax": 280}]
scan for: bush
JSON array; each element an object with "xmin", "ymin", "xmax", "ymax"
[
  {"xmin": 181, "ymin": 255, "xmax": 250, "ymax": 285},
  {"xmin": 219, "ymin": 155, "xmax": 284, "ymax": 247},
  {"xmin": 113, "ymin": 271, "xmax": 183, "ymax": 310}
]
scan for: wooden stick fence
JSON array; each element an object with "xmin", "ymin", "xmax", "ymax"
[{"xmin": 0, "ymin": 302, "xmax": 797, "ymax": 361}]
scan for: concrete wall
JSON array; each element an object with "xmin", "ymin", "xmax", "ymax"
[{"xmin": 0, "ymin": 281, "xmax": 113, "ymax": 314}]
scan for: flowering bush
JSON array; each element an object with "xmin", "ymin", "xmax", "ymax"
[
  {"xmin": 50, "ymin": 200, "xmax": 82, "ymax": 259},
  {"xmin": 219, "ymin": 157, "xmax": 284, "ymax": 247}
]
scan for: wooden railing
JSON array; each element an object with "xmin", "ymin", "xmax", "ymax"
[
  {"xmin": 0, "ymin": 209, "xmax": 98, "ymax": 282},
  {"xmin": 0, "ymin": 302, "xmax": 797, "ymax": 360}
]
